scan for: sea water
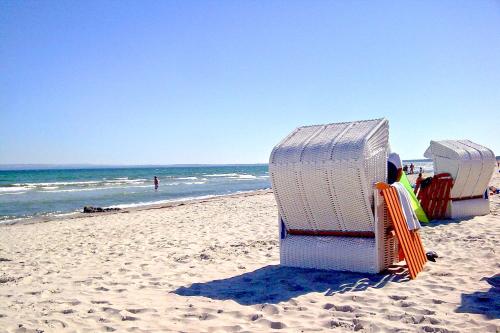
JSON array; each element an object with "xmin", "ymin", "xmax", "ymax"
[
  {"xmin": 0, "ymin": 165, "xmax": 270, "ymax": 223},
  {"xmin": 0, "ymin": 160, "xmax": 433, "ymax": 223}
]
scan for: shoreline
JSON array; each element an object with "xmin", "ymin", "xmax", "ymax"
[
  {"xmin": 0, "ymin": 172, "xmax": 431, "ymax": 227},
  {"xmin": 0, "ymin": 188, "xmax": 273, "ymax": 227}
]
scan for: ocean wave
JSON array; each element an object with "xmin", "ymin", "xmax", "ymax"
[
  {"xmin": 9, "ymin": 178, "xmax": 147, "ymax": 188},
  {"xmin": 0, "ymin": 187, "xmax": 29, "ymax": 193},
  {"xmin": 41, "ymin": 184, "xmax": 154, "ymax": 193},
  {"xmin": 205, "ymin": 173, "xmax": 240, "ymax": 177},
  {"xmin": 0, "ymin": 216, "xmax": 30, "ymax": 224},
  {"xmin": 12, "ymin": 180, "xmax": 101, "ymax": 187},
  {"xmin": 42, "ymin": 187, "xmax": 111, "ymax": 193},
  {"xmin": 183, "ymin": 181, "xmax": 206, "ymax": 185},
  {"xmin": 106, "ymin": 179, "xmax": 147, "ymax": 184},
  {"xmin": 0, "ymin": 191, "xmax": 27, "ymax": 196},
  {"xmin": 231, "ymin": 174, "xmax": 257, "ymax": 179},
  {"xmin": 177, "ymin": 177, "xmax": 198, "ymax": 180}
]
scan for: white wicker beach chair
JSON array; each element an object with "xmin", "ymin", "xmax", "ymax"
[
  {"xmin": 269, "ymin": 118, "xmax": 397, "ymax": 273},
  {"xmin": 424, "ymin": 140, "xmax": 496, "ymax": 218}
]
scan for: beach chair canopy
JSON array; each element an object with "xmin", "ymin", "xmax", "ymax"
[
  {"xmin": 423, "ymin": 140, "xmax": 496, "ymax": 199},
  {"xmin": 270, "ymin": 118, "xmax": 389, "ymax": 234}
]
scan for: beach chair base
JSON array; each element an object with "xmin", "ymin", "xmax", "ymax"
[
  {"xmin": 448, "ymin": 198, "xmax": 490, "ymax": 219},
  {"xmin": 280, "ymin": 235, "xmax": 381, "ymax": 273},
  {"xmin": 278, "ymin": 187, "xmax": 398, "ymax": 274}
]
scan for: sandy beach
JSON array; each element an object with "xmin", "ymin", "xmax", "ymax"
[{"xmin": 0, "ymin": 172, "xmax": 499, "ymax": 333}]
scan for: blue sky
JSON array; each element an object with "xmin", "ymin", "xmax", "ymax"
[{"xmin": 1, "ymin": 1, "xmax": 499, "ymax": 164}]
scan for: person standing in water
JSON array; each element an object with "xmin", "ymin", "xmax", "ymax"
[{"xmin": 153, "ymin": 176, "xmax": 159, "ymax": 190}]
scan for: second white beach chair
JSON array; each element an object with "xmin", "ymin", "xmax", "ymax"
[
  {"xmin": 423, "ymin": 140, "xmax": 496, "ymax": 218},
  {"xmin": 269, "ymin": 118, "xmax": 397, "ymax": 273}
]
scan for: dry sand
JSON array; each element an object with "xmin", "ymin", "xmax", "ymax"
[{"xmin": 0, "ymin": 173, "xmax": 499, "ymax": 333}]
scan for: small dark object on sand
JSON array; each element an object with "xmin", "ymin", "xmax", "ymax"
[
  {"xmin": 83, "ymin": 206, "xmax": 121, "ymax": 213},
  {"xmin": 426, "ymin": 251, "xmax": 439, "ymax": 262}
]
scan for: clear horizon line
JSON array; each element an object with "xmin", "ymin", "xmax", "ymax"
[
  {"xmin": 0, "ymin": 158, "xmax": 434, "ymax": 167},
  {"xmin": 0, "ymin": 158, "xmax": 443, "ymax": 171},
  {"xmin": 0, "ymin": 163, "xmax": 270, "ymax": 171}
]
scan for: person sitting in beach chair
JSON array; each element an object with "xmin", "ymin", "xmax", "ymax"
[
  {"xmin": 423, "ymin": 140, "xmax": 496, "ymax": 218},
  {"xmin": 270, "ymin": 118, "xmax": 427, "ymax": 278}
]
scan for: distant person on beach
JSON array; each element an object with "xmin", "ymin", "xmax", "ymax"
[
  {"xmin": 154, "ymin": 176, "xmax": 159, "ymax": 190},
  {"xmin": 410, "ymin": 163, "xmax": 414, "ymax": 174},
  {"xmin": 419, "ymin": 167, "xmax": 423, "ymax": 174},
  {"xmin": 403, "ymin": 165, "xmax": 408, "ymax": 174}
]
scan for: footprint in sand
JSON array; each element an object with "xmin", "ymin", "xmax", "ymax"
[
  {"xmin": 91, "ymin": 300, "xmax": 110, "ymax": 305},
  {"xmin": 126, "ymin": 308, "xmax": 157, "ymax": 314},
  {"xmin": 323, "ymin": 303, "xmax": 335, "ymax": 310},
  {"xmin": 260, "ymin": 304, "xmax": 279, "ymax": 315},
  {"xmin": 248, "ymin": 313, "xmax": 262, "ymax": 321},
  {"xmin": 389, "ymin": 295, "xmax": 408, "ymax": 301}
]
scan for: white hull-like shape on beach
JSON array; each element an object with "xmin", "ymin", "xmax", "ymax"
[
  {"xmin": 269, "ymin": 118, "xmax": 397, "ymax": 273},
  {"xmin": 424, "ymin": 139, "xmax": 496, "ymax": 219}
]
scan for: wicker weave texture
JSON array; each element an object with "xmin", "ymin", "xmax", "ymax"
[
  {"xmin": 280, "ymin": 235, "xmax": 379, "ymax": 273},
  {"xmin": 270, "ymin": 118, "xmax": 389, "ymax": 233},
  {"xmin": 448, "ymin": 199, "xmax": 490, "ymax": 218},
  {"xmin": 424, "ymin": 140, "xmax": 496, "ymax": 199},
  {"xmin": 276, "ymin": 183, "xmax": 398, "ymax": 273}
]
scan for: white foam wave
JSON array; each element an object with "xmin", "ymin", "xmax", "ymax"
[
  {"xmin": 183, "ymin": 181, "xmax": 206, "ymax": 185},
  {"xmin": 41, "ymin": 186, "xmax": 59, "ymax": 190},
  {"xmin": 205, "ymin": 173, "xmax": 239, "ymax": 177},
  {"xmin": 0, "ymin": 191, "xmax": 27, "ymax": 196},
  {"xmin": 177, "ymin": 177, "xmax": 198, "ymax": 180},
  {"xmin": 13, "ymin": 180, "xmax": 101, "ymax": 187},
  {"xmin": 42, "ymin": 187, "xmax": 111, "ymax": 193},
  {"xmin": 42, "ymin": 184, "xmax": 154, "ymax": 193},
  {"xmin": 230, "ymin": 174, "xmax": 257, "ymax": 179},
  {"xmin": 0, "ymin": 187, "xmax": 29, "ymax": 193},
  {"xmin": 10, "ymin": 178, "xmax": 147, "ymax": 188},
  {"xmin": 105, "ymin": 179, "xmax": 147, "ymax": 184}
]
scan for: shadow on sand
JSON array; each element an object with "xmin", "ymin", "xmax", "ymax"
[
  {"xmin": 423, "ymin": 217, "xmax": 472, "ymax": 228},
  {"xmin": 456, "ymin": 274, "xmax": 500, "ymax": 319},
  {"xmin": 174, "ymin": 264, "xmax": 410, "ymax": 305}
]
